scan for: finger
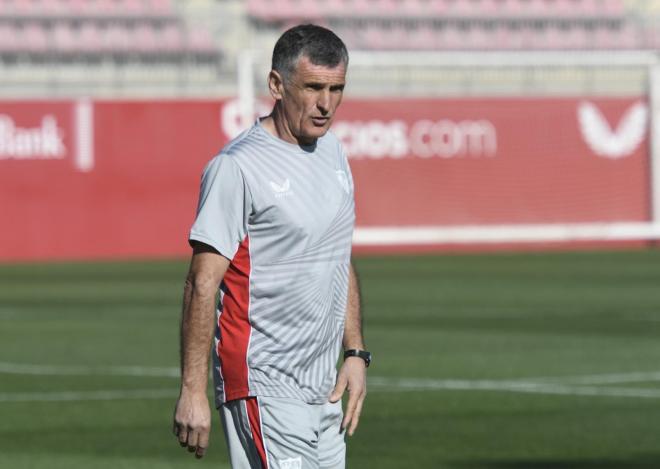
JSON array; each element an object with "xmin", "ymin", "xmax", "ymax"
[
  {"xmin": 172, "ymin": 421, "xmax": 180, "ymax": 437},
  {"xmin": 187, "ymin": 429, "xmax": 199, "ymax": 452},
  {"xmin": 329, "ymin": 374, "xmax": 348, "ymax": 403},
  {"xmin": 348, "ymin": 395, "xmax": 365, "ymax": 436},
  {"xmin": 196, "ymin": 431, "xmax": 210, "ymax": 459},
  {"xmin": 178, "ymin": 426, "xmax": 188, "ymax": 446},
  {"xmin": 341, "ymin": 387, "xmax": 359, "ymax": 431}
]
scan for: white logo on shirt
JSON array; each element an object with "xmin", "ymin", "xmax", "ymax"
[
  {"xmin": 335, "ymin": 170, "xmax": 349, "ymax": 194},
  {"xmin": 279, "ymin": 456, "xmax": 302, "ymax": 469},
  {"xmin": 269, "ymin": 178, "xmax": 293, "ymax": 198}
]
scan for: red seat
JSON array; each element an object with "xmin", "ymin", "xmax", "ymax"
[
  {"xmin": 78, "ymin": 22, "xmax": 103, "ymax": 52},
  {"xmin": 408, "ymin": 24, "xmax": 437, "ymax": 49},
  {"xmin": 103, "ymin": 24, "xmax": 132, "ymax": 53},
  {"xmin": 23, "ymin": 23, "xmax": 49, "ymax": 53},
  {"xmin": 146, "ymin": 0, "xmax": 173, "ymax": 16},
  {"xmin": 134, "ymin": 24, "xmax": 159, "ymax": 53},
  {"xmin": 119, "ymin": 0, "xmax": 146, "ymax": 16},
  {"xmin": 187, "ymin": 27, "xmax": 216, "ymax": 53},
  {"xmin": 53, "ymin": 23, "xmax": 77, "ymax": 53},
  {"xmin": 160, "ymin": 24, "xmax": 184, "ymax": 53},
  {"xmin": 0, "ymin": 24, "xmax": 20, "ymax": 53}
]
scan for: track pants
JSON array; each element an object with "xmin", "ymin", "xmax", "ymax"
[{"xmin": 220, "ymin": 396, "xmax": 346, "ymax": 469}]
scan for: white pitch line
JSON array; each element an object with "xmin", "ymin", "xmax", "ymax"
[
  {"xmin": 0, "ymin": 362, "xmax": 180, "ymax": 378},
  {"xmin": 0, "ymin": 388, "xmax": 178, "ymax": 403},
  {"xmin": 521, "ymin": 371, "xmax": 660, "ymax": 385},
  {"xmin": 367, "ymin": 377, "xmax": 660, "ymax": 399},
  {"xmin": 2, "ymin": 379, "xmax": 660, "ymax": 403},
  {"xmin": 4, "ymin": 362, "xmax": 660, "ymax": 386},
  {"xmin": 3, "ymin": 362, "xmax": 660, "ymax": 401}
]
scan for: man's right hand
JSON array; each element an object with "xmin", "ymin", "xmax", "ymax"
[{"xmin": 173, "ymin": 389, "xmax": 211, "ymax": 459}]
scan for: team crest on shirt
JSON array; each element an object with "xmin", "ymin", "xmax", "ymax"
[
  {"xmin": 279, "ymin": 456, "xmax": 302, "ymax": 469},
  {"xmin": 335, "ymin": 170, "xmax": 349, "ymax": 194},
  {"xmin": 269, "ymin": 178, "xmax": 293, "ymax": 198}
]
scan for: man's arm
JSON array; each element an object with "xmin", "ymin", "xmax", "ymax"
[
  {"xmin": 329, "ymin": 262, "xmax": 367, "ymax": 436},
  {"xmin": 173, "ymin": 243, "xmax": 230, "ymax": 459}
]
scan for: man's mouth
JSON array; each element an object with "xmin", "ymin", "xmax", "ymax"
[{"xmin": 311, "ymin": 116, "xmax": 330, "ymax": 125}]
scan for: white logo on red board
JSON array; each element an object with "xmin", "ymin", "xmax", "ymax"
[
  {"xmin": 0, "ymin": 115, "xmax": 65, "ymax": 160},
  {"xmin": 219, "ymin": 99, "xmax": 498, "ymax": 160},
  {"xmin": 332, "ymin": 118, "xmax": 497, "ymax": 160},
  {"xmin": 578, "ymin": 101, "xmax": 648, "ymax": 159},
  {"xmin": 0, "ymin": 100, "xmax": 94, "ymax": 172}
]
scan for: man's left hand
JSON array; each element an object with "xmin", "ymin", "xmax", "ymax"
[{"xmin": 329, "ymin": 357, "xmax": 367, "ymax": 436}]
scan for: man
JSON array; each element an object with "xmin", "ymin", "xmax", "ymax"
[{"xmin": 172, "ymin": 24, "xmax": 370, "ymax": 469}]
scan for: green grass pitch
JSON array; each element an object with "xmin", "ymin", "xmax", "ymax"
[{"xmin": 2, "ymin": 250, "xmax": 660, "ymax": 468}]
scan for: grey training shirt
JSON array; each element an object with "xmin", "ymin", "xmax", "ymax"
[{"xmin": 190, "ymin": 119, "xmax": 355, "ymax": 406}]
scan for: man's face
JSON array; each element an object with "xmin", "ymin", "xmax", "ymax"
[{"xmin": 272, "ymin": 55, "xmax": 346, "ymax": 145}]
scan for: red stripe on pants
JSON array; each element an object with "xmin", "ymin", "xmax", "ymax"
[{"xmin": 246, "ymin": 397, "xmax": 268, "ymax": 469}]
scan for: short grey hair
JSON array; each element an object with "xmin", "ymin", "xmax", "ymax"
[{"xmin": 271, "ymin": 24, "xmax": 349, "ymax": 80}]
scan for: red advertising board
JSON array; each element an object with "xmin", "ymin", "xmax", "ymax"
[
  {"xmin": 335, "ymin": 98, "xmax": 649, "ymax": 226},
  {"xmin": 1, "ymin": 100, "xmax": 225, "ymax": 261},
  {"xmin": 0, "ymin": 97, "xmax": 650, "ymax": 261}
]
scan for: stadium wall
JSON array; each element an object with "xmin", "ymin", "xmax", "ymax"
[{"xmin": 0, "ymin": 97, "xmax": 651, "ymax": 261}]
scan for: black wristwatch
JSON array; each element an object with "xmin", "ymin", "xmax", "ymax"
[{"xmin": 344, "ymin": 349, "xmax": 372, "ymax": 368}]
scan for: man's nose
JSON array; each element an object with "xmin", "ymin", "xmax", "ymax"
[{"xmin": 317, "ymin": 90, "xmax": 330, "ymax": 114}]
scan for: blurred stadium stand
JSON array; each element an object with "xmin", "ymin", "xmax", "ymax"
[
  {"xmin": 246, "ymin": 0, "xmax": 656, "ymax": 51},
  {"xmin": 0, "ymin": 0, "xmax": 231, "ymax": 97},
  {"xmin": 0, "ymin": 0, "xmax": 656, "ymax": 97}
]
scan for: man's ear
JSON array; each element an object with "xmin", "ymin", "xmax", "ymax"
[{"xmin": 268, "ymin": 70, "xmax": 284, "ymax": 101}]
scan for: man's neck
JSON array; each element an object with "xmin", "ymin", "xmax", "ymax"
[{"xmin": 261, "ymin": 106, "xmax": 316, "ymax": 147}]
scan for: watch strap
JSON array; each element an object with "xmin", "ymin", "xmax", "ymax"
[{"xmin": 344, "ymin": 349, "xmax": 371, "ymax": 367}]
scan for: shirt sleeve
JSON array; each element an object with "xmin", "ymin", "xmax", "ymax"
[{"xmin": 189, "ymin": 154, "xmax": 251, "ymax": 260}]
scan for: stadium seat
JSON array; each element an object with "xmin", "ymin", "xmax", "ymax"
[
  {"xmin": 40, "ymin": 0, "xmax": 65, "ymax": 15},
  {"xmin": 78, "ymin": 23, "xmax": 104, "ymax": 53},
  {"xmin": 95, "ymin": 0, "xmax": 118, "ymax": 16},
  {"xmin": 438, "ymin": 25, "xmax": 464, "ymax": 49},
  {"xmin": 246, "ymin": 0, "xmax": 272, "ymax": 20},
  {"xmin": 363, "ymin": 23, "xmax": 387, "ymax": 49},
  {"xmin": 401, "ymin": 0, "xmax": 426, "ymax": 16},
  {"xmin": 66, "ymin": 0, "xmax": 91, "ymax": 16},
  {"xmin": 408, "ymin": 23, "xmax": 437, "ymax": 49},
  {"xmin": 603, "ymin": 0, "xmax": 624, "ymax": 15},
  {"xmin": 160, "ymin": 24, "xmax": 184, "ymax": 53},
  {"xmin": 478, "ymin": 0, "xmax": 501, "ymax": 17},
  {"xmin": 103, "ymin": 24, "xmax": 132, "ymax": 53},
  {"xmin": 187, "ymin": 27, "xmax": 216, "ymax": 54},
  {"xmin": 617, "ymin": 23, "xmax": 639, "ymax": 48},
  {"xmin": 146, "ymin": 0, "xmax": 174, "ymax": 16},
  {"xmin": 23, "ymin": 23, "xmax": 49, "ymax": 53},
  {"xmin": 325, "ymin": 0, "xmax": 348, "ymax": 15},
  {"xmin": 352, "ymin": 0, "xmax": 375, "ymax": 15},
  {"xmin": 119, "ymin": 0, "xmax": 147, "ymax": 16},
  {"xmin": 135, "ymin": 24, "xmax": 159, "ymax": 54},
  {"xmin": 11, "ymin": 0, "xmax": 35, "ymax": 14},
  {"xmin": 0, "ymin": 24, "xmax": 19, "ymax": 53},
  {"xmin": 53, "ymin": 23, "xmax": 77, "ymax": 53}
]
